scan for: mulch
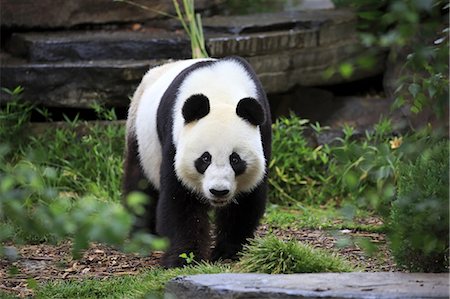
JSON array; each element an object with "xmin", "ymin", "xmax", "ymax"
[
  {"xmin": 1, "ymin": 220, "xmax": 397, "ymax": 298},
  {"xmin": 1, "ymin": 243, "xmax": 162, "ymax": 297}
]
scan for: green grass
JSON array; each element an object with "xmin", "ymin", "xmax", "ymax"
[
  {"xmin": 264, "ymin": 204, "xmax": 385, "ymax": 233},
  {"xmin": 0, "ymin": 292, "xmax": 16, "ymax": 299},
  {"xmin": 238, "ymin": 236, "xmax": 355, "ymax": 274},
  {"xmin": 23, "ymin": 121, "xmax": 125, "ymax": 201},
  {"xmin": 31, "ymin": 263, "xmax": 230, "ymax": 299}
]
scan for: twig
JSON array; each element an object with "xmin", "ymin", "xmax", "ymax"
[{"xmin": 113, "ymin": 0, "xmax": 176, "ymax": 19}]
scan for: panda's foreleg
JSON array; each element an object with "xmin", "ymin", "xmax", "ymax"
[
  {"xmin": 212, "ymin": 183, "xmax": 267, "ymax": 261},
  {"xmin": 156, "ymin": 150, "xmax": 211, "ymax": 268},
  {"xmin": 122, "ymin": 134, "xmax": 159, "ymax": 234}
]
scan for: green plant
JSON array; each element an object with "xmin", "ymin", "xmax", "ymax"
[
  {"xmin": 389, "ymin": 140, "xmax": 449, "ymax": 272},
  {"xmin": 179, "ymin": 251, "xmax": 196, "ymax": 264},
  {"xmin": 331, "ymin": 120, "xmax": 400, "ymax": 217},
  {"xmin": 0, "ymin": 95, "xmax": 162, "ymax": 258},
  {"xmin": 335, "ymin": 122, "xmax": 448, "ymax": 219},
  {"xmin": 238, "ymin": 236, "xmax": 354, "ymax": 274},
  {"xmin": 334, "ymin": 0, "xmax": 449, "ymax": 117},
  {"xmin": 269, "ymin": 115, "xmax": 404, "ymax": 208},
  {"xmin": 0, "ymin": 87, "xmax": 33, "ymax": 148},
  {"xmin": 0, "ymin": 149, "xmax": 163, "ymax": 257},
  {"xmin": 269, "ymin": 116, "xmax": 335, "ymax": 205},
  {"xmin": 173, "ymin": 0, "xmax": 208, "ymax": 58},
  {"xmin": 115, "ymin": 0, "xmax": 208, "ymax": 58}
]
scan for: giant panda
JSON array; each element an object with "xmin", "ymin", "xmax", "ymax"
[{"xmin": 122, "ymin": 56, "xmax": 271, "ymax": 268}]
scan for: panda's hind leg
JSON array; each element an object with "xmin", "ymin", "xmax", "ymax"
[
  {"xmin": 212, "ymin": 184, "xmax": 267, "ymax": 261},
  {"xmin": 122, "ymin": 134, "xmax": 159, "ymax": 234}
]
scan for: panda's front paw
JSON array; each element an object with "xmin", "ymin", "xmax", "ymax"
[
  {"xmin": 161, "ymin": 252, "xmax": 187, "ymax": 268},
  {"xmin": 211, "ymin": 244, "xmax": 241, "ymax": 262}
]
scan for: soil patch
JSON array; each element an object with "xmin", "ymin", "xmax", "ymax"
[{"xmin": 1, "ymin": 225, "xmax": 396, "ymax": 297}]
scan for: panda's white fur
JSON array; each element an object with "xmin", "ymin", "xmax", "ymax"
[
  {"xmin": 130, "ymin": 58, "xmax": 265, "ymax": 206},
  {"xmin": 175, "ymin": 105, "xmax": 265, "ymax": 206},
  {"xmin": 132, "ymin": 58, "xmax": 212, "ymax": 190}
]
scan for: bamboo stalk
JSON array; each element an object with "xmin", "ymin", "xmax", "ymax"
[{"xmin": 114, "ymin": 0, "xmax": 208, "ymax": 58}]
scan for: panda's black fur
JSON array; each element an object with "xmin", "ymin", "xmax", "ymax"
[{"xmin": 123, "ymin": 56, "xmax": 271, "ymax": 268}]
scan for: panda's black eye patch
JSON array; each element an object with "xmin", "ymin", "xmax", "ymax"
[
  {"xmin": 230, "ymin": 153, "xmax": 241, "ymax": 165},
  {"xmin": 195, "ymin": 152, "xmax": 211, "ymax": 174},
  {"xmin": 230, "ymin": 152, "xmax": 246, "ymax": 176}
]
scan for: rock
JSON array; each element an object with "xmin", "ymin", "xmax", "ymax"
[
  {"xmin": 324, "ymin": 96, "xmax": 408, "ymax": 132},
  {"xmin": 204, "ymin": 10, "xmax": 386, "ymax": 92},
  {"xmin": 7, "ymin": 30, "xmax": 191, "ymax": 62},
  {"xmin": 0, "ymin": 54, "xmax": 168, "ymax": 108},
  {"xmin": 271, "ymin": 87, "xmax": 335, "ymax": 123},
  {"xmin": 219, "ymin": 0, "xmax": 334, "ymax": 15},
  {"xmin": 1, "ymin": 0, "xmax": 223, "ymax": 29},
  {"xmin": 247, "ymin": 42, "xmax": 386, "ymax": 93},
  {"xmin": 1, "ymin": 9, "xmax": 386, "ymax": 108},
  {"xmin": 207, "ymin": 29, "xmax": 318, "ymax": 57},
  {"xmin": 298, "ymin": 0, "xmax": 335, "ymax": 11},
  {"xmin": 202, "ymin": 9, "xmax": 353, "ymax": 35},
  {"xmin": 166, "ymin": 272, "xmax": 450, "ymax": 299}
]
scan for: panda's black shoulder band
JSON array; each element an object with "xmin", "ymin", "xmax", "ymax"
[
  {"xmin": 236, "ymin": 97, "xmax": 265, "ymax": 126},
  {"xmin": 182, "ymin": 94, "xmax": 210, "ymax": 124}
]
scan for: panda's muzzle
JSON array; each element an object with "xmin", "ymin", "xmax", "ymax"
[
  {"xmin": 209, "ymin": 188, "xmax": 233, "ymax": 207},
  {"xmin": 209, "ymin": 188, "xmax": 230, "ymax": 197}
]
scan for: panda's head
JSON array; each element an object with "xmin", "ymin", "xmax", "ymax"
[{"xmin": 174, "ymin": 94, "xmax": 266, "ymax": 207}]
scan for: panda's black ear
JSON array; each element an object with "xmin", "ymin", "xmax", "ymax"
[
  {"xmin": 182, "ymin": 94, "xmax": 210, "ymax": 124},
  {"xmin": 236, "ymin": 97, "xmax": 265, "ymax": 126}
]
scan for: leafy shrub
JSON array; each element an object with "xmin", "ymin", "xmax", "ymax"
[
  {"xmin": 269, "ymin": 115, "xmax": 403, "ymax": 209},
  {"xmin": 333, "ymin": 0, "xmax": 449, "ymax": 117},
  {"xmin": 0, "ymin": 87, "xmax": 33, "ymax": 149},
  {"xmin": 389, "ymin": 140, "xmax": 449, "ymax": 272},
  {"xmin": 269, "ymin": 116, "xmax": 335, "ymax": 205},
  {"xmin": 0, "ymin": 145, "xmax": 162, "ymax": 255},
  {"xmin": 237, "ymin": 236, "xmax": 354, "ymax": 273},
  {"xmin": 0, "ymin": 90, "xmax": 162, "ymax": 257},
  {"xmin": 330, "ymin": 120, "xmax": 400, "ymax": 217},
  {"xmin": 269, "ymin": 113, "xmax": 447, "ymax": 226}
]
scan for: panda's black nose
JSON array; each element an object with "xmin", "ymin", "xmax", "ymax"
[{"xmin": 210, "ymin": 189, "xmax": 229, "ymax": 197}]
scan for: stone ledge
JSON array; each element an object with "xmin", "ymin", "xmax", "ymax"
[
  {"xmin": 0, "ymin": 58, "xmax": 169, "ymax": 108},
  {"xmin": 7, "ymin": 31, "xmax": 191, "ymax": 62},
  {"xmin": 7, "ymin": 9, "xmax": 357, "ymax": 63},
  {"xmin": 202, "ymin": 9, "xmax": 355, "ymax": 34},
  {"xmin": 165, "ymin": 272, "xmax": 449, "ymax": 299},
  {"xmin": 207, "ymin": 29, "xmax": 319, "ymax": 57}
]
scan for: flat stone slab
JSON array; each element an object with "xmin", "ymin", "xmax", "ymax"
[
  {"xmin": 7, "ymin": 30, "xmax": 191, "ymax": 62},
  {"xmin": 203, "ymin": 9, "xmax": 354, "ymax": 34},
  {"xmin": 0, "ymin": 55, "xmax": 167, "ymax": 108},
  {"xmin": 166, "ymin": 272, "xmax": 449, "ymax": 299}
]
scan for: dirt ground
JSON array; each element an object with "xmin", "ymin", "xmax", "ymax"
[{"xmin": 1, "ymin": 222, "xmax": 397, "ymax": 297}]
